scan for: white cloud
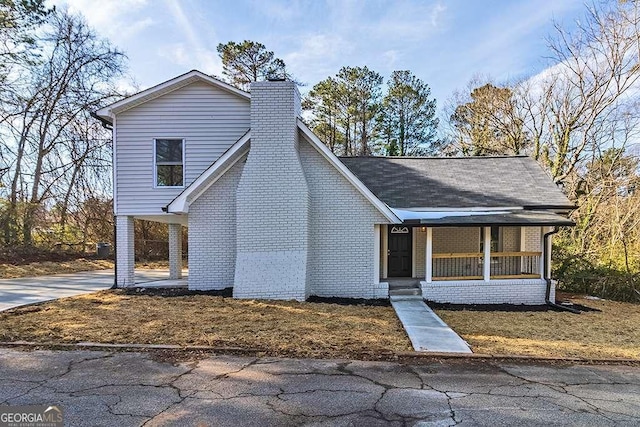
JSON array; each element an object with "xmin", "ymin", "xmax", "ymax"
[
  {"xmin": 248, "ymin": 0, "xmax": 302, "ymax": 22},
  {"xmin": 50, "ymin": 0, "xmax": 154, "ymax": 43},
  {"xmin": 382, "ymin": 50, "xmax": 399, "ymax": 68},
  {"xmin": 430, "ymin": 2, "xmax": 446, "ymax": 27},
  {"xmin": 361, "ymin": 1, "xmax": 448, "ymax": 42},
  {"xmin": 283, "ymin": 33, "xmax": 353, "ymax": 86},
  {"xmin": 159, "ymin": 0, "xmax": 222, "ymax": 76},
  {"xmin": 157, "ymin": 42, "xmax": 222, "ymax": 77}
]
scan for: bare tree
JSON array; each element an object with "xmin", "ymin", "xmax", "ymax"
[
  {"xmin": 518, "ymin": 1, "xmax": 640, "ymax": 185},
  {"xmin": 0, "ymin": 10, "xmax": 125, "ymax": 245}
]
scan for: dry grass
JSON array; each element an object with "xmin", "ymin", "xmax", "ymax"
[
  {"xmin": 434, "ymin": 294, "xmax": 640, "ymax": 359},
  {"xmin": 0, "ymin": 259, "xmax": 114, "ymax": 279},
  {"xmin": 0, "ymin": 259, "xmax": 187, "ymax": 279},
  {"xmin": 1, "ymin": 286, "xmax": 637, "ymax": 360},
  {"xmin": 0, "ymin": 291, "xmax": 411, "ymax": 359}
]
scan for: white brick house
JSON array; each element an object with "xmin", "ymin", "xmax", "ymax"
[{"xmin": 96, "ymin": 70, "xmax": 574, "ymax": 304}]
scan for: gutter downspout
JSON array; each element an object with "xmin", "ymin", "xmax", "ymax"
[
  {"xmin": 544, "ymin": 226, "xmax": 580, "ymax": 314},
  {"xmin": 90, "ymin": 111, "xmax": 116, "ymax": 288}
]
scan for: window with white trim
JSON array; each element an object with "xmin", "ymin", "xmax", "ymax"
[
  {"xmin": 155, "ymin": 139, "xmax": 184, "ymax": 187},
  {"xmin": 480, "ymin": 226, "xmax": 502, "ymax": 252}
]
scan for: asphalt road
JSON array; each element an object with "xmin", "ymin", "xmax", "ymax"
[{"xmin": 0, "ymin": 348, "xmax": 638, "ymax": 426}]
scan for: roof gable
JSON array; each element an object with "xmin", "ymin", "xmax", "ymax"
[
  {"xmin": 297, "ymin": 120, "xmax": 399, "ymax": 223},
  {"xmin": 96, "ymin": 70, "xmax": 249, "ymax": 121},
  {"xmin": 167, "ymin": 132, "xmax": 250, "ymax": 213},
  {"xmin": 167, "ymin": 122, "xmax": 401, "ymax": 223},
  {"xmin": 339, "ymin": 156, "xmax": 573, "ymax": 210}
]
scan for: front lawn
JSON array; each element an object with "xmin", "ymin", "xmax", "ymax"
[
  {"xmin": 0, "ymin": 290, "xmax": 411, "ymax": 359},
  {"xmin": 434, "ymin": 293, "xmax": 640, "ymax": 359},
  {"xmin": 0, "ymin": 290, "xmax": 637, "ymax": 360}
]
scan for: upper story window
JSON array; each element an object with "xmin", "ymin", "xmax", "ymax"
[{"xmin": 155, "ymin": 139, "xmax": 184, "ymax": 187}]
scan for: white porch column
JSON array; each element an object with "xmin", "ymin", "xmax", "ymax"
[
  {"xmin": 483, "ymin": 226, "xmax": 491, "ymax": 282},
  {"xmin": 520, "ymin": 227, "xmax": 526, "ymax": 272},
  {"xmin": 374, "ymin": 224, "xmax": 381, "ymax": 284},
  {"xmin": 168, "ymin": 223, "xmax": 183, "ymax": 280},
  {"xmin": 116, "ymin": 216, "xmax": 135, "ymax": 287},
  {"xmin": 425, "ymin": 227, "xmax": 433, "ymax": 283},
  {"xmin": 540, "ymin": 227, "xmax": 545, "ymax": 278},
  {"xmin": 382, "ymin": 225, "xmax": 388, "ymax": 279}
]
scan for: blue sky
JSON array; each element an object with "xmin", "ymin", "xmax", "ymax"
[{"xmin": 51, "ymin": 0, "xmax": 586, "ymax": 104}]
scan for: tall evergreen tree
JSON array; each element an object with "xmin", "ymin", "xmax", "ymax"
[
  {"xmin": 216, "ymin": 40, "xmax": 288, "ymax": 90},
  {"xmin": 303, "ymin": 66, "xmax": 383, "ymax": 156},
  {"xmin": 378, "ymin": 70, "xmax": 439, "ymax": 156}
]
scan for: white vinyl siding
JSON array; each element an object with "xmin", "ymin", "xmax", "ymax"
[{"xmin": 115, "ymin": 81, "xmax": 250, "ymax": 215}]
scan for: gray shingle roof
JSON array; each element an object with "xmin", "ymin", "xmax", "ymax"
[{"xmin": 338, "ymin": 156, "xmax": 573, "ymax": 209}]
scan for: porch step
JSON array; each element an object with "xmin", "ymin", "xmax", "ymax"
[{"xmin": 389, "ymin": 287, "xmax": 422, "ymax": 297}]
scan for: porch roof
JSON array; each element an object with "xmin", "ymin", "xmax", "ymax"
[{"xmin": 398, "ymin": 210, "xmax": 575, "ymax": 227}]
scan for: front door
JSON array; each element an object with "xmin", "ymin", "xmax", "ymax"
[{"xmin": 388, "ymin": 226, "xmax": 412, "ymax": 277}]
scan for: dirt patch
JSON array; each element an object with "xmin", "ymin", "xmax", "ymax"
[
  {"xmin": 428, "ymin": 302, "xmax": 549, "ymax": 312},
  {"xmin": 428, "ymin": 301, "xmax": 601, "ymax": 313},
  {"xmin": 0, "ymin": 290, "xmax": 411, "ymax": 360},
  {"xmin": 434, "ymin": 294, "xmax": 640, "ymax": 359},
  {"xmin": 122, "ymin": 287, "xmax": 232, "ymax": 298},
  {"xmin": 307, "ymin": 296, "xmax": 390, "ymax": 306}
]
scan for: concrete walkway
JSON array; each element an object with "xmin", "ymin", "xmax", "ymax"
[
  {"xmin": 0, "ymin": 269, "xmax": 185, "ymax": 312},
  {"xmin": 390, "ymin": 296, "xmax": 472, "ymax": 353}
]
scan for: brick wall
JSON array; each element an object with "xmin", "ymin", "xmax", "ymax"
[
  {"xmin": 432, "ymin": 227, "xmax": 480, "ymax": 253},
  {"xmin": 300, "ymin": 138, "xmax": 390, "ymax": 298},
  {"xmin": 421, "ymin": 278, "xmax": 553, "ymax": 304},
  {"xmin": 522, "ymin": 226, "xmax": 542, "ymax": 252},
  {"xmin": 188, "ymin": 158, "xmax": 245, "ymax": 290},
  {"xmin": 502, "ymin": 227, "xmax": 520, "ymax": 251},
  {"xmin": 234, "ymin": 81, "xmax": 310, "ymax": 300},
  {"xmin": 168, "ymin": 223, "xmax": 183, "ymax": 279}
]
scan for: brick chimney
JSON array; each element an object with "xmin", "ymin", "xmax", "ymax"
[{"xmin": 233, "ymin": 80, "xmax": 310, "ymax": 300}]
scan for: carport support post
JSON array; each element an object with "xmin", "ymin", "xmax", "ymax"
[
  {"xmin": 425, "ymin": 227, "xmax": 433, "ymax": 283},
  {"xmin": 483, "ymin": 226, "xmax": 491, "ymax": 282},
  {"xmin": 168, "ymin": 223, "xmax": 183, "ymax": 280},
  {"xmin": 115, "ymin": 216, "xmax": 135, "ymax": 287}
]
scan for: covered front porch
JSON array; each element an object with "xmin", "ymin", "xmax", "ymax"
[{"xmin": 378, "ymin": 221, "xmax": 559, "ymax": 305}]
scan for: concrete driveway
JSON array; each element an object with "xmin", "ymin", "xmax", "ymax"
[
  {"xmin": 0, "ymin": 348, "xmax": 638, "ymax": 426},
  {"xmin": 0, "ymin": 269, "xmax": 177, "ymax": 312}
]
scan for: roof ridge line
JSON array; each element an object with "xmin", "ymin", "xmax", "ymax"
[{"xmin": 337, "ymin": 155, "xmax": 530, "ymax": 159}]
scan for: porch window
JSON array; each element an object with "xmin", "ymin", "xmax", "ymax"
[
  {"xmin": 480, "ymin": 226, "xmax": 501, "ymax": 252},
  {"xmin": 155, "ymin": 139, "xmax": 184, "ymax": 187}
]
